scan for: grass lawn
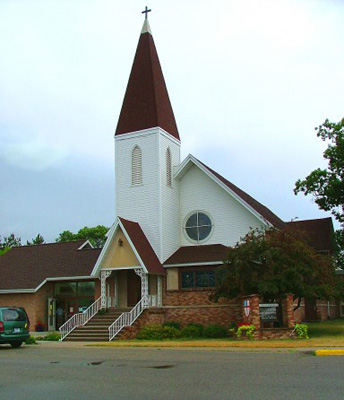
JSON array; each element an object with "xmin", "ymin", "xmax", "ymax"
[{"xmin": 90, "ymin": 319, "xmax": 344, "ymax": 349}]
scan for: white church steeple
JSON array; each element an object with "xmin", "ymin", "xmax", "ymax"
[{"xmin": 114, "ymin": 13, "xmax": 181, "ymax": 262}]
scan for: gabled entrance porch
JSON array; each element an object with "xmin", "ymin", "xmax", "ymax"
[{"xmin": 99, "ymin": 268, "xmax": 162, "ymax": 310}]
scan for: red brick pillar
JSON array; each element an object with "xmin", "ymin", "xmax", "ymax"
[
  {"xmin": 241, "ymin": 294, "xmax": 260, "ymax": 330},
  {"xmin": 282, "ymin": 294, "xmax": 295, "ymax": 328}
]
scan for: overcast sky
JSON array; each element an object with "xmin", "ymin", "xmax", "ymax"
[{"xmin": 1, "ymin": 0, "xmax": 343, "ymax": 244}]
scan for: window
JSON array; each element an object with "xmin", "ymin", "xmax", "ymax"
[
  {"xmin": 181, "ymin": 269, "xmax": 216, "ymax": 289},
  {"xmin": 132, "ymin": 145, "xmax": 142, "ymax": 185},
  {"xmin": 166, "ymin": 147, "xmax": 172, "ymax": 187},
  {"xmin": 184, "ymin": 211, "xmax": 213, "ymax": 243}
]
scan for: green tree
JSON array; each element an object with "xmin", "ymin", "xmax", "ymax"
[
  {"xmin": 0, "ymin": 233, "xmax": 22, "ymax": 255},
  {"xmin": 0, "ymin": 233, "xmax": 22, "ymax": 249},
  {"xmin": 294, "ymin": 117, "xmax": 344, "ymax": 267},
  {"xmin": 294, "ymin": 117, "xmax": 344, "ymax": 224},
  {"xmin": 213, "ymin": 227, "xmax": 340, "ymax": 308},
  {"xmin": 27, "ymin": 234, "xmax": 45, "ymax": 246},
  {"xmin": 56, "ymin": 225, "xmax": 109, "ymax": 248}
]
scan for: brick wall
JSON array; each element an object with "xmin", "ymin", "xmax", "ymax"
[
  {"xmin": 118, "ymin": 308, "xmax": 165, "ymax": 340},
  {"xmin": 294, "ymin": 298, "xmax": 341, "ymax": 322},
  {"xmin": 162, "ymin": 276, "xmax": 241, "ymax": 327},
  {"xmin": 0, "ymin": 282, "xmax": 54, "ymax": 330},
  {"xmin": 316, "ymin": 300, "xmax": 341, "ymax": 320}
]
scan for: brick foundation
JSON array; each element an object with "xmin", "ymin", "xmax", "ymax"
[
  {"xmin": 258, "ymin": 328, "xmax": 296, "ymax": 340},
  {"xmin": 118, "ymin": 308, "xmax": 165, "ymax": 340}
]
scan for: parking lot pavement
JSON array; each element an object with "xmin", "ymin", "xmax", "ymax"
[{"xmin": 1, "ymin": 344, "xmax": 344, "ymax": 400}]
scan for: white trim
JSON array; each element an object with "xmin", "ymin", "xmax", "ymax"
[
  {"xmin": 99, "ymin": 266, "xmax": 141, "ymax": 271},
  {"xmin": 0, "ymin": 276, "xmax": 95, "ymax": 294},
  {"xmin": 182, "ymin": 210, "xmax": 214, "ymax": 244},
  {"xmin": 78, "ymin": 240, "xmax": 94, "ymax": 250},
  {"xmin": 164, "ymin": 261, "xmax": 224, "ymax": 268},
  {"xmin": 0, "ymin": 289, "xmax": 36, "ymax": 294},
  {"xmin": 158, "ymin": 132, "xmax": 163, "ymax": 261},
  {"xmin": 91, "ymin": 222, "xmax": 117, "ymax": 276},
  {"xmin": 115, "ymin": 126, "xmax": 180, "ymax": 146},
  {"xmin": 90, "ymin": 217, "xmax": 149, "ymax": 277},
  {"xmin": 175, "ymin": 154, "xmax": 273, "ymax": 228}
]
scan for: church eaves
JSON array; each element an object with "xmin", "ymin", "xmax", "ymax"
[{"xmin": 115, "ymin": 20, "xmax": 180, "ymax": 140}]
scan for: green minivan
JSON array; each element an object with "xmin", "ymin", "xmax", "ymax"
[{"xmin": 0, "ymin": 307, "xmax": 30, "ymax": 348}]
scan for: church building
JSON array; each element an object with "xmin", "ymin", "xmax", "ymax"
[{"xmin": 0, "ymin": 15, "xmax": 340, "ymax": 340}]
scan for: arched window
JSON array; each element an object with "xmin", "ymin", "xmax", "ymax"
[
  {"xmin": 132, "ymin": 145, "xmax": 142, "ymax": 185},
  {"xmin": 166, "ymin": 147, "xmax": 172, "ymax": 187}
]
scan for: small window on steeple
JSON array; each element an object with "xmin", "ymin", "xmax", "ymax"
[
  {"xmin": 132, "ymin": 145, "xmax": 142, "ymax": 185},
  {"xmin": 166, "ymin": 147, "xmax": 172, "ymax": 187}
]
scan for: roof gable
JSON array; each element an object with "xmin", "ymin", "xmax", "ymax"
[
  {"xmin": 175, "ymin": 154, "xmax": 284, "ymax": 229},
  {"xmin": 91, "ymin": 217, "xmax": 165, "ymax": 276}
]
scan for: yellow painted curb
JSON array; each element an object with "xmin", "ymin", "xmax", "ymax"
[{"xmin": 315, "ymin": 350, "xmax": 344, "ymax": 356}]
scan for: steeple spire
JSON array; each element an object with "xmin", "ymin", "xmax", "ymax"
[{"xmin": 115, "ymin": 14, "xmax": 180, "ymax": 140}]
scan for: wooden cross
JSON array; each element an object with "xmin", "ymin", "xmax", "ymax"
[{"xmin": 142, "ymin": 6, "xmax": 151, "ymax": 20}]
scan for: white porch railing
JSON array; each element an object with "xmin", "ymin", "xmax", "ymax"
[
  {"xmin": 108, "ymin": 297, "xmax": 147, "ymax": 341},
  {"xmin": 59, "ymin": 296, "xmax": 102, "ymax": 341}
]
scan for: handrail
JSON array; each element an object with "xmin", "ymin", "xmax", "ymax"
[
  {"xmin": 108, "ymin": 297, "xmax": 147, "ymax": 341},
  {"xmin": 59, "ymin": 296, "xmax": 102, "ymax": 341}
]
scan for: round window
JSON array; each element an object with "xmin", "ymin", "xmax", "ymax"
[{"xmin": 184, "ymin": 212, "xmax": 213, "ymax": 243}]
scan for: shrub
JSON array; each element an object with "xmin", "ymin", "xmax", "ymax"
[
  {"xmin": 203, "ymin": 324, "xmax": 227, "ymax": 338},
  {"xmin": 163, "ymin": 321, "xmax": 181, "ymax": 330},
  {"xmin": 137, "ymin": 324, "xmax": 182, "ymax": 340},
  {"xmin": 294, "ymin": 324, "xmax": 309, "ymax": 339},
  {"xmin": 181, "ymin": 323, "xmax": 204, "ymax": 338},
  {"xmin": 162, "ymin": 326, "xmax": 182, "ymax": 339},
  {"xmin": 229, "ymin": 321, "xmax": 237, "ymax": 330},
  {"xmin": 236, "ymin": 324, "xmax": 256, "ymax": 339},
  {"xmin": 44, "ymin": 332, "xmax": 61, "ymax": 341},
  {"xmin": 25, "ymin": 336, "xmax": 37, "ymax": 345},
  {"xmin": 35, "ymin": 333, "xmax": 61, "ymax": 341}
]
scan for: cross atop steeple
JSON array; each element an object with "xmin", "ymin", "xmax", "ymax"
[
  {"xmin": 142, "ymin": 6, "xmax": 151, "ymax": 20},
  {"xmin": 115, "ymin": 12, "xmax": 179, "ymax": 140}
]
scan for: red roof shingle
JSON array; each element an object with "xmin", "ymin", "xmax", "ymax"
[
  {"xmin": 286, "ymin": 217, "xmax": 334, "ymax": 253},
  {"xmin": 119, "ymin": 217, "xmax": 165, "ymax": 274},
  {"xmin": 164, "ymin": 244, "xmax": 229, "ymax": 265},
  {"xmin": 200, "ymin": 161, "xmax": 285, "ymax": 229},
  {"xmin": 115, "ymin": 28, "xmax": 179, "ymax": 140},
  {"xmin": 0, "ymin": 240, "xmax": 101, "ymax": 291}
]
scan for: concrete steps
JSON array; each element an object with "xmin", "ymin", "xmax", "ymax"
[{"xmin": 64, "ymin": 309, "xmax": 130, "ymax": 342}]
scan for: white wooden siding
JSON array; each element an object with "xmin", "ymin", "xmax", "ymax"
[
  {"xmin": 115, "ymin": 127, "xmax": 181, "ymax": 262},
  {"xmin": 179, "ymin": 165, "xmax": 265, "ymax": 247}
]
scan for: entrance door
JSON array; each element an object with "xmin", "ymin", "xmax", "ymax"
[
  {"xmin": 127, "ymin": 270, "xmax": 141, "ymax": 307},
  {"xmin": 47, "ymin": 298, "xmax": 56, "ymax": 331}
]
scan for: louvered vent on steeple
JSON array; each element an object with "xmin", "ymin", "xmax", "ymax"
[{"xmin": 131, "ymin": 145, "xmax": 142, "ymax": 185}]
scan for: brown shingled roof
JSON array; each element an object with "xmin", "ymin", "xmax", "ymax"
[
  {"xmin": 286, "ymin": 217, "xmax": 335, "ymax": 253},
  {"xmin": 200, "ymin": 161, "xmax": 285, "ymax": 229},
  {"xmin": 115, "ymin": 26, "xmax": 179, "ymax": 140},
  {"xmin": 164, "ymin": 244, "xmax": 229, "ymax": 265},
  {"xmin": 119, "ymin": 218, "xmax": 165, "ymax": 274},
  {"xmin": 0, "ymin": 240, "xmax": 101, "ymax": 291}
]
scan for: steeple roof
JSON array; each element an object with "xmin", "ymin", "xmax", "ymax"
[{"xmin": 115, "ymin": 20, "xmax": 180, "ymax": 140}]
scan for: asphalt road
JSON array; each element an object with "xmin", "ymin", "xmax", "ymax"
[{"xmin": 0, "ymin": 343, "xmax": 343, "ymax": 400}]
